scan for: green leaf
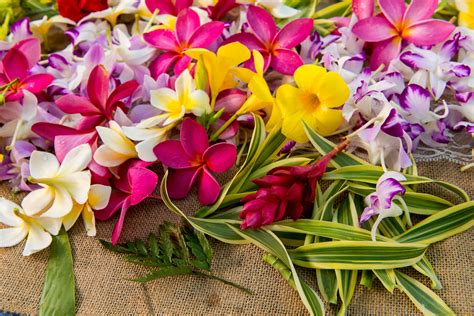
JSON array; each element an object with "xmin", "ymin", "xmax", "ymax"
[
  {"xmin": 39, "ymin": 228, "xmax": 75, "ymax": 316},
  {"xmin": 289, "ymin": 241, "xmax": 427, "ymax": 270},
  {"xmin": 99, "ymin": 239, "xmax": 133, "ymax": 254},
  {"xmin": 373, "ymin": 269, "xmax": 396, "ymax": 293},
  {"xmin": 413, "ymin": 257, "xmax": 442, "ymax": 290},
  {"xmin": 148, "ymin": 234, "xmax": 160, "ymax": 258},
  {"xmin": 394, "ymin": 271, "xmax": 455, "ymax": 315},
  {"xmin": 395, "ymin": 201, "xmax": 474, "ymax": 244}
]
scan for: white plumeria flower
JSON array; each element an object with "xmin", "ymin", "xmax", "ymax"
[
  {"xmin": 0, "ymin": 198, "xmax": 62, "ymax": 256},
  {"xmin": 150, "ymin": 69, "xmax": 211, "ymax": 126},
  {"xmin": 123, "ymin": 122, "xmax": 174, "ymax": 162},
  {"xmin": 22, "ymin": 144, "xmax": 92, "ymax": 218},
  {"xmin": 238, "ymin": 0, "xmax": 299, "ymax": 18},
  {"xmin": 63, "ymin": 184, "xmax": 112, "ymax": 237},
  {"xmin": 30, "ymin": 15, "xmax": 76, "ymax": 42},
  {"xmin": 94, "ymin": 121, "xmax": 138, "ymax": 167}
]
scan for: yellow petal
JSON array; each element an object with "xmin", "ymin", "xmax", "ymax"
[
  {"xmin": 62, "ymin": 203, "xmax": 84, "ymax": 231},
  {"xmin": 249, "ymin": 75, "xmax": 273, "ymax": 103},
  {"xmin": 281, "ymin": 109, "xmax": 307, "ymax": 143},
  {"xmin": 316, "ymin": 72, "xmax": 350, "ymax": 107},
  {"xmin": 82, "ymin": 204, "xmax": 96, "ymax": 237},
  {"xmin": 276, "ymin": 84, "xmax": 304, "ymax": 117},
  {"xmin": 313, "ymin": 106, "xmax": 344, "ymax": 136},
  {"xmin": 217, "ymin": 42, "xmax": 251, "ymax": 67},
  {"xmin": 88, "ymin": 184, "xmax": 111, "ymax": 210},
  {"xmin": 294, "ymin": 64, "xmax": 327, "ymax": 92},
  {"xmin": 265, "ymin": 100, "xmax": 281, "ymax": 132},
  {"xmin": 252, "ymin": 50, "xmax": 265, "ymax": 77}
]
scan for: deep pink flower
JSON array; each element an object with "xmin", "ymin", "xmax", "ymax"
[
  {"xmin": 352, "ymin": 0, "xmax": 455, "ymax": 69},
  {"xmin": 224, "ymin": 5, "xmax": 313, "ymax": 75},
  {"xmin": 145, "ymin": 0, "xmax": 192, "ymax": 16},
  {"xmin": 95, "ymin": 160, "xmax": 158, "ymax": 245},
  {"xmin": 143, "ymin": 8, "xmax": 225, "ymax": 78},
  {"xmin": 240, "ymin": 141, "xmax": 348, "ymax": 229},
  {"xmin": 0, "ymin": 39, "xmax": 53, "ymax": 102},
  {"xmin": 154, "ymin": 118, "xmax": 237, "ymax": 205}
]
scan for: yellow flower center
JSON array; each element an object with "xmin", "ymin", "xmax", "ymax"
[{"xmin": 300, "ymin": 91, "xmax": 321, "ymax": 110}]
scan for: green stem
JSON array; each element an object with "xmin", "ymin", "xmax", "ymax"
[{"xmin": 192, "ymin": 271, "xmax": 253, "ymax": 295}]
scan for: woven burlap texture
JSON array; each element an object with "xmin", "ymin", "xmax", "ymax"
[{"xmin": 0, "ymin": 160, "xmax": 472, "ymax": 315}]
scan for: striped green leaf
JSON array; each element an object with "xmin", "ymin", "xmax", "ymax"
[
  {"xmin": 373, "ymin": 269, "xmax": 396, "ymax": 293},
  {"xmin": 395, "ymin": 201, "xmax": 474, "ymax": 244},
  {"xmin": 394, "ymin": 271, "xmax": 455, "ymax": 315},
  {"xmin": 289, "ymin": 241, "xmax": 427, "ymax": 270}
]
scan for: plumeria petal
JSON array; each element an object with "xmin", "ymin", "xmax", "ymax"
[
  {"xmin": 403, "ymin": 0, "xmax": 438, "ymax": 25},
  {"xmin": 149, "ymin": 52, "xmax": 181, "ymax": 78},
  {"xmin": 378, "ymin": 0, "xmax": 406, "ymax": 27},
  {"xmin": 247, "ymin": 5, "xmax": 277, "ymax": 45},
  {"xmin": 188, "ymin": 21, "xmax": 225, "ymax": 48},
  {"xmin": 0, "ymin": 226, "xmax": 28, "ymax": 247},
  {"xmin": 21, "ymin": 187, "xmax": 55, "ymax": 216},
  {"xmin": 56, "ymin": 94, "xmax": 100, "ymax": 115},
  {"xmin": 352, "ymin": 0, "xmax": 374, "ymax": 20},
  {"xmin": 180, "ymin": 118, "xmax": 209, "ymax": 159},
  {"xmin": 57, "ymin": 144, "xmax": 92, "ymax": 175},
  {"xmin": 22, "ymin": 223, "xmax": 52, "ymax": 256},
  {"xmin": 41, "ymin": 186, "xmax": 73, "ymax": 218},
  {"xmin": 0, "ymin": 198, "xmax": 23, "ymax": 227},
  {"xmin": 20, "ymin": 74, "xmax": 54, "ymax": 93},
  {"xmin": 270, "ymin": 48, "xmax": 303, "ymax": 75},
  {"xmin": 88, "ymin": 184, "xmax": 112, "ymax": 210},
  {"xmin": 106, "ymin": 80, "xmax": 139, "ymax": 110},
  {"xmin": 88, "ymin": 65, "xmax": 109, "ymax": 110},
  {"xmin": 2, "ymin": 48, "xmax": 29, "ymax": 81},
  {"xmin": 144, "ymin": 29, "xmax": 180, "ymax": 52},
  {"xmin": 352, "ymin": 17, "xmax": 396, "ymax": 42},
  {"xmin": 167, "ymin": 167, "xmax": 200, "ymax": 199},
  {"xmin": 29, "ymin": 151, "xmax": 59, "ymax": 179},
  {"xmin": 404, "ymin": 20, "xmax": 455, "ymax": 46},
  {"xmin": 273, "ymin": 18, "xmax": 313, "ymax": 49},
  {"xmin": 128, "ymin": 167, "xmax": 158, "ymax": 205},
  {"xmin": 370, "ymin": 36, "xmax": 401, "ymax": 70},
  {"xmin": 198, "ymin": 168, "xmax": 221, "ymax": 205},
  {"xmin": 224, "ymin": 33, "xmax": 266, "ymax": 50},
  {"xmin": 203, "ymin": 143, "xmax": 237, "ymax": 173},
  {"xmin": 175, "ymin": 8, "xmax": 200, "ymax": 44},
  {"xmin": 154, "ymin": 140, "xmax": 195, "ymax": 168},
  {"xmin": 111, "ymin": 197, "xmax": 131, "ymax": 245}
]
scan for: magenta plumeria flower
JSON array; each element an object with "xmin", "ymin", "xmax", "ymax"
[
  {"xmin": 144, "ymin": 8, "xmax": 225, "ymax": 77},
  {"xmin": 0, "ymin": 39, "xmax": 53, "ymax": 102},
  {"xmin": 154, "ymin": 118, "xmax": 237, "ymax": 205},
  {"xmin": 359, "ymin": 171, "xmax": 407, "ymax": 241},
  {"xmin": 145, "ymin": 0, "xmax": 192, "ymax": 16},
  {"xmin": 352, "ymin": 0, "xmax": 455, "ymax": 69},
  {"xmin": 95, "ymin": 160, "xmax": 158, "ymax": 245},
  {"xmin": 225, "ymin": 5, "xmax": 313, "ymax": 75}
]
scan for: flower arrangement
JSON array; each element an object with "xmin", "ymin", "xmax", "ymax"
[{"xmin": 0, "ymin": 0, "xmax": 473, "ymax": 315}]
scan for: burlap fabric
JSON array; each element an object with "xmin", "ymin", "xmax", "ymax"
[{"xmin": 0, "ymin": 160, "xmax": 472, "ymax": 315}]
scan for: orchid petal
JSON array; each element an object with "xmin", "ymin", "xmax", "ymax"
[
  {"xmin": 0, "ymin": 226, "xmax": 28, "ymax": 247},
  {"xmin": 270, "ymin": 48, "xmax": 303, "ymax": 75},
  {"xmin": 198, "ymin": 168, "xmax": 220, "ymax": 205},
  {"xmin": 176, "ymin": 8, "xmax": 200, "ymax": 44},
  {"xmin": 22, "ymin": 223, "xmax": 52, "ymax": 256},
  {"xmin": 203, "ymin": 143, "xmax": 237, "ymax": 173},
  {"xmin": 29, "ymin": 150, "xmax": 59, "ymax": 179},
  {"xmin": 273, "ymin": 18, "xmax": 313, "ymax": 49},
  {"xmin": 352, "ymin": 17, "xmax": 396, "ymax": 42},
  {"xmin": 143, "ymin": 29, "xmax": 180, "ymax": 52},
  {"xmin": 180, "ymin": 118, "xmax": 209, "ymax": 158},
  {"xmin": 167, "ymin": 167, "xmax": 200, "ymax": 199},
  {"xmin": 247, "ymin": 5, "xmax": 277, "ymax": 44},
  {"xmin": 399, "ymin": 84, "xmax": 430, "ymax": 114},
  {"xmin": 188, "ymin": 21, "xmax": 225, "ymax": 48},
  {"xmin": 154, "ymin": 140, "xmax": 194, "ymax": 168},
  {"xmin": 403, "ymin": 0, "xmax": 437, "ymax": 25},
  {"xmin": 399, "ymin": 50, "xmax": 435, "ymax": 71},
  {"xmin": 404, "ymin": 20, "xmax": 455, "ymax": 46},
  {"xmin": 376, "ymin": 178, "xmax": 406, "ymax": 209},
  {"xmin": 378, "ymin": 0, "xmax": 406, "ymax": 27}
]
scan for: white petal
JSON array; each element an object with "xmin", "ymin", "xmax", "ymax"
[
  {"xmin": 62, "ymin": 204, "xmax": 84, "ymax": 231},
  {"xmin": 22, "ymin": 223, "xmax": 52, "ymax": 256},
  {"xmin": 269, "ymin": 5, "xmax": 299, "ymax": 18},
  {"xmin": 136, "ymin": 136, "xmax": 161, "ymax": 162},
  {"xmin": 135, "ymin": 115, "xmax": 167, "ymax": 129},
  {"xmin": 40, "ymin": 187, "xmax": 73, "ymax": 218},
  {"xmin": 36, "ymin": 216, "xmax": 63, "ymax": 235},
  {"xmin": 175, "ymin": 69, "xmax": 193, "ymax": 97},
  {"xmin": 94, "ymin": 145, "xmax": 133, "ymax": 167},
  {"xmin": 20, "ymin": 91, "xmax": 38, "ymax": 121},
  {"xmin": 82, "ymin": 204, "xmax": 96, "ymax": 237},
  {"xmin": 0, "ymin": 198, "xmax": 24, "ymax": 226},
  {"xmin": 0, "ymin": 226, "xmax": 28, "ymax": 247},
  {"xmin": 150, "ymin": 88, "xmax": 179, "ymax": 112},
  {"xmin": 186, "ymin": 90, "xmax": 211, "ymax": 116},
  {"xmin": 122, "ymin": 125, "xmax": 159, "ymax": 141},
  {"xmin": 29, "ymin": 151, "xmax": 60, "ymax": 179},
  {"xmin": 88, "ymin": 184, "xmax": 111, "ymax": 210},
  {"xmin": 21, "ymin": 187, "xmax": 55, "ymax": 216},
  {"xmin": 96, "ymin": 125, "xmax": 136, "ymax": 156},
  {"xmin": 57, "ymin": 171, "xmax": 91, "ymax": 204},
  {"xmin": 58, "ymin": 144, "xmax": 92, "ymax": 175}
]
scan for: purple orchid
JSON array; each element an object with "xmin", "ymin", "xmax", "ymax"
[
  {"xmin": 400, "ymin": 33, "xmax": 471, "ymax": 100},
  {"xmin": 0, "ymin": 38, "xmax": 53, "ymax": 102},
  {"xmin": 224, "ymin": 5, "xmax": 313, "ymax": 75},
  {"xmin": 360, "ymin": 171, "xmax": 408, "ymax": 241},
  {"xmin": 352, "ymin": 0, "xmax": 455, "ymax": 69},
  {"xmin": 0, "ymin": 141, "xmax": 36, "ymax": 192},
  {"xmin": 154, "ymin": 118, "xmax": 237, "ymax": 205},
  {"xmin": 144, "ymin": 8, "xmax": 225, "ymax": 77},
  {"xmin": 94, "ymin": 160, "xmax": 158, "ymax": 245}
]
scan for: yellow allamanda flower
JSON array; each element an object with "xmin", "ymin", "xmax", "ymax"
[
  {"xmin": 456, "ymin": 0, "xmax": 474, "ymax": 29},
  {"xmin": 276, "ymin": 64, "xmax": 349, "ymax": 143}
]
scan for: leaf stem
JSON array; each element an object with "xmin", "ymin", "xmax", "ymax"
[{"xmin": 192, "ymin": 271, "xmax": 253, "ymax": 295}]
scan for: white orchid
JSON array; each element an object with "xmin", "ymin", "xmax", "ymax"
[
  {"xmin": 94, "ymin": 121, "xmax": 138, "ymax": 167},
  {"xmin": 21, "ymin": 144, "xmax": 92, "ymax": 218},
  {"xmin": 0, "ymin": 198, "xmax": 62, "ymax": 256},
  {"xmin": 63, "ymin": 184, "xmax": 112, "ymax": 237}
]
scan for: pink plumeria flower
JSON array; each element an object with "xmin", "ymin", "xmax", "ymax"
[
  {"xmin": 143, "ymin": 8, "xmax": 225, "ymax": 77},
  {"xmin": 0, "ymin": 38, "xmax": 53, "ymax": 102},
  {"xmin": 352, "ymin": 0, "xmax": 455, "ymax": 69},
  {"xmin": 145, "ymin": 0, "xmax": 192, "ymax": 16},
  {"xmin": 154, "ymin": 118, "xmax": 237, "ymax": 205},
  {"xmin": 95, "ymin": 160, "xmax": 158, "ymax": 245},
  {"xmin": 225, "ymin": 5, "xmax": 313, "ymax": 75},
  {"xmin": 359, "ymin": 171, "xmax": 408, "ymax": 241}
]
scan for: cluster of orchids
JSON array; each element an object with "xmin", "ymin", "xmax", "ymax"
[{"xmin": 0, "ymin": 0, "xmax": 472, "ymax": 256}]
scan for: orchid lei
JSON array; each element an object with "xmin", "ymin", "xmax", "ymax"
[{"xmin": 0, "ymin": 0, "xmax": 472, "ymax": 315}]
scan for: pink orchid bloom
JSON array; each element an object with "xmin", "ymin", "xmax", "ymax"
[
  {"xmin": 0, "ymin": 38, "xmax": 53, "ymax": 102},
  {"xmin": 225, "ymin": 5, "xmax": 313, "ymax": 75},
  {"xmin": 95, "ymin": 160, "xmax": 158, "ymax": 245},
  {"xmin": 143, "ymin": 8, "xmax": 225, "ymax": 77},
  {"xmin": 352, "ymin": 0, "xmax": 455, "ymax": 70},
  {"xmin": 154, "ymin": 118, "xmax": 237, "ymax": 205}
]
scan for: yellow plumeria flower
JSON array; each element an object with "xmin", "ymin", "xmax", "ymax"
[
  {"xmin": 150, "ymin": 69, "xmax": 211, "ymax": 125},
  {"xmin": 276, "ymin": 64, "xmax": 350, "ymax": 143},
  {"xmin": 63, "ymin": 184, "xmax": 111, "ymax": 237},
  {"xmin": 185, "ymin": 42, "xmax": 251, "ymax": 105},
  {"xmin": 94, "ymin": 121, "xmax": 138, "ymax": 168},
  {"xmin": 456, "ymin": 0, "xmax": 474, "ymax": 29},
  {"xmin": 0, "ymin": 198, "xmax": 62, "ymax": 256},
  {"xmin": 22, "ymin": 144, "xmax": 92, "ymax": 218},
  {"xmin": 30, "ymin": 15, "xmax": 75, "ymax": 42}
]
